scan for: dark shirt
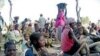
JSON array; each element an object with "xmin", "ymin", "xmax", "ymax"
[{"xmin": 25, "ymin": 47, "xmax": 36, "ymax": 56}]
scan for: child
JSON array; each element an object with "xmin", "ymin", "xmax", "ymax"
[
  {"xmin": 22, "ymin": 33, "xmax": 30, "ymax": 56},
  {"xmin": 25, "ymin": 32, "xmax": 49, "ymax": 56},
  {"xmin": 4, "ymin": 41, "xmax": 17, "ymax": 56}
]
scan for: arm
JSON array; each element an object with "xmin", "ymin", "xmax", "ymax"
[{"xmin": 69, "ymin": 30, "xmax": 80, "ymax": 44}]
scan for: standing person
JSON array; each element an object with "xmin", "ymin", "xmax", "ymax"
[
  {"xmin": 55, "ymin": 9, "xmax": 66, "ymax": 41},
  {"xmin": 4, "ymin": 41, "xmax": 17, "ymax": 56},
  {"xmin": 38, "ymin": 14, "xmax": 46, "ymax": 31},
  {"xmin": 55, "ymin": 3, "xmax": 67, "ymax": 41}
]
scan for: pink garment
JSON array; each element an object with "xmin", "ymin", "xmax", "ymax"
[
  {"xmin": 55, "ymin": 11, "xmax": 65, "ymax": 28},
  {"xmin": 61, "ymin": 28, "xmax": 74, "ymax": 52}
]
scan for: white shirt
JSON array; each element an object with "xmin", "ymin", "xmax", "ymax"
[{"xmin": 39, "ymin": 17, "xmax": 46, "ymax": 28}]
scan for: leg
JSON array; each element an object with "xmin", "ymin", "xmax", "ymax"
[
  {"xmin": 75, "ymin": 42, "xmax": 90, "ymax": 56},
  {"xmin": 89, "ymin": 42, "xmax": 100, "ymax": 48}
]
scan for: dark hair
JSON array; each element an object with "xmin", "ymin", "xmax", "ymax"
[
  {"xmin": 91, "ymin": 23, "xmax": 97, "ymax": 30},
  {"xmin": 28, "ymin": 23, "xmax": 32, "ymax": 26},
  {"xmin": 40, "ymin": 14, "xmax": 43, "ymax": 17},
  {"xmin": 98, "ymin": 30, "xmax": 100, "ymax": 32},
  {"xmin": 14, "ymin": 24, "xmax": 19, "ymax": 30},
  {"xmin": 25, "ymin": 18, "xmax": 28, "ymax": 22},
  {"xmin": 30, "ymin": 32, "xmax": 42, "ymax": 50},
  {"xmin": 78, "ymin": 27, "xmax": 88, "ymax": 36},
  {"xmin": 4, "ymin": 41, "xmax": 15, "ymax": 50},
  {"xmin": 77, "ymin": 22, "xmax": 81, "ymax": 25}
]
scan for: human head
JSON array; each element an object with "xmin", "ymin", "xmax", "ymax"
[
  {"xmin": 14, "ymin": 16, "xmax": 19, "ymax": 23},
  {"xmin": 4, "ymin": 41, "xmax": 17, "ymax": 56},
  {"xmin": 77, "ymin": 22, "xmax": 82, "ymax": 27},
  {"xmin": 30, "ymin": 32, "xmax": 46, "ymax": 50},
  {"xmin": 68, "ymin": 17, "xmax": 76, "ymax": 29},
  {"xmin": 14, "ymin": 24, "xmax": 19, "ymax": 30},
  {"xmin": 24, "ymin": 33, "xmax": 30, "ymax": 41},
  {"xmin": 40, "ymin": 14, "xmax": 43, "ymax": 17},
  {"xmin": 24, "ymin": 18, "xmax": 28, "ymax": 22},
  {"xmin": 91, "ymin": 23, "xmax": 97, "ymax": 30}
]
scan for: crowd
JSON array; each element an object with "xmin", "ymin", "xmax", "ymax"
[
  {"xmin": 0, "ymin": 11, "xmax": 100, "ymax": 56},
  {"xmin": 0, "ymin": 13, "xmax": 59, "ymax": 56}
]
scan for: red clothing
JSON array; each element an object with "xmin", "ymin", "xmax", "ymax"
[
  {"xmin": 55, "ymin": 11, "xmax": 65, "ymax": 28},
  {"xmin": 61, "ymin": 28, "xmax": 74, "ymax": 52}
]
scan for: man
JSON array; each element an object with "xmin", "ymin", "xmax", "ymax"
[
  {"xmin": 38, "ymin": 14, "xmax": 46, "ymax": 30},
  {"xmin": 4, "ymin": 41, "xmax": 17, "ymax": 56}
]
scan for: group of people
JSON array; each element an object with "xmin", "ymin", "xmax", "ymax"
[
  {"xmin": 0, "ymin": 14, "xmax": 58, "ymax": 56},
  {"xmin": 61, "ymin": 18, "xmax": 100, "ymax": 56},
  {"xmin": 0, "ymin": 12, "xmax": 100, "ymax": 56}
]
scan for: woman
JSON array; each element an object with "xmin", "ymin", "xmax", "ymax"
[{"xmin": 61, "ymin": 18, "xmax": 90, "ymax": 56}]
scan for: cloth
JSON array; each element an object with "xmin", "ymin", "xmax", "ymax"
[
  {"xmin": 25, "ymin": 47, "xmax": 35, "ymax": 56},
  {"xmin": 67, "ymin": 17, "xmax": 75, "ymax": 24},
  {"xmin": 13, "ymin": 30, "xmax": 20, "ymax": 36},
  {"xmin": 39, "ymin": 17, "xmax": 46, "ymax": 29},
  {"xmin": 6, "ymin": 31, "xmax": 16, "ymax": 42},
  {"xmin": 56, "ymin": 26, "xmax": 63, "ymax": 41},
  {"xmin": 38, "ymin": 47, "xmax": 49, "ymax": 56},
  {"xmin": 46, "ymin": 19, "xmax": 50, "ymax": 24},
  {"xmin": 25, "ymin": 45, "xmax": 39, "ymax": 56},
  {"xmin": 61, "ymin": 28, "xmax": 74, "ymax": 52},
  {"xmin": 24, "ymin": 27, "xmax": 33, "ymax": 35},
  {"xmin": 55, "ymin": 11, "xmax": 65, "ymax": 28},
  {"xmin": 22, "ymin": 38, "xmax": 29, "ymax": 51},
  {"xmin": 6, "ymin": 30, "xmax": 22, "ymax": 52}
]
